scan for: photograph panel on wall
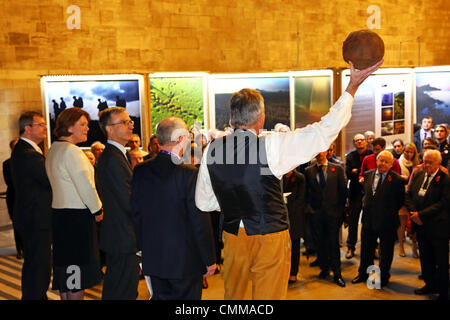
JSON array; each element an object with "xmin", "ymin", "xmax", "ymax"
[
  {"xmin": 41, "ymin": 74, "xmax": 145, "ymax": 148},
  {"xmin": 210, "ymin": 73, "xmax": 290, "ymax": 131},
  {"xmin": 149, "ymin": 73, "xmax": 208, "ymax": 133},
  {"xmin": 290, "ymin": 70, "xmax": 333, "ymax": 129},
  {"xmin": 414, "ymin": 66, "xmax": 450, "ymax": 127},
  {"xmin": 341, "ymin": 68, "xmax": 413, "ymax": 154}
]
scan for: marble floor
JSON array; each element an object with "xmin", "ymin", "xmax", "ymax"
[{"xmin": 0, "ymin": 207, "xmax": 447, "ymax": 300}]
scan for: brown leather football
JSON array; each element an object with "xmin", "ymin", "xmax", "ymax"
[{"xmin": 342, "ymin": 30, "xmax": 384, "ymax": 70}]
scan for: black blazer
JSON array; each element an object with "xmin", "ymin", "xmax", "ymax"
[
  {"xmin": 405, "ymin": 169, "xmax": 449, "ymax": 238},
  {"xmin": 9, "ymin": 139, "xmax": 52, "ymax": 232},
  {"xmin": 305, "ymin": 162, "xmax": 347, "ymax": 218},
  {"xmin": 131, "ymin": 152, "xmax": 215, "ymax": 279},
  {"xmin": 283, "ymin": 170, "xmax": 306, "ymax": 240},
  {"xmin": 362, "ymin": 169, "xmax": 404, "ymax": 232},
  {"xmin": 345, "ymin": 149, "xmax": 373, "ymax": 199},
  {"xmin": 96, "ymin": 143, "xmax": 137, "ymax": 254},
  {"xmin": 2, "ymin": 158, "xmax": 15, "ymax": 219}
]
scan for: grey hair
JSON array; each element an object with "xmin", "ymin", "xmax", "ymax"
[
  {"xmin": 156, "ymin": 117, "xmax": 188, "ymax": 146},
  {"xmin": 229, "ymin": 88, "xmax": 264, "ymax": 128},
  {"xmin": 423, "ymin": 149, "xmax": 442, "ymax": 163},
  {"xmin": 376, "ymin": 150, "xmax": 394, "ymax": 163}
]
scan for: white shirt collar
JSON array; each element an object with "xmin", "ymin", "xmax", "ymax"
[
  {"xmin": 107, "ymin": 140, "xmax": 127, "ymax": 158},
  {"xmin": 20, "ymin": 137, "xmax": 43, "ymax": 154}
]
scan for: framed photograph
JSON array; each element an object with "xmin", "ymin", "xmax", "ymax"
[
  {"xmin": 149, "ymin": 72, "xmax": 209, "ymax": 133},
  {"xmin": 414, "ymin": 66, "xmax": 450, "ymax": 126},
  {"xmin": 209, "ymin": 73, "xmax": 290, "ymax": 131},
  {"xmin": 289, "ymin": 70, "xmax": 333, "ymax": 130},
  {"xmin": 40, "ymin": 74, "xmax": 146, "ymax": 148},
  {"xmin": 341, "ymin": 68, "xmax": 413, "ymax": 154}
]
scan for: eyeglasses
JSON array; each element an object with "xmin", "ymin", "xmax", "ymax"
[
  {"xmin": 31, "ymin": 123, "xmax": 47, "ymax": 128},
  {"xmin": 354, "ymin": 139, "xmax": 365, "ymax": 143},
  {"xmin": 108, "ymin": 120, "xmax": 134, "ymax": 126}
]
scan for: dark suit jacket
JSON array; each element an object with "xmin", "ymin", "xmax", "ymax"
[
  {"xmin": 362, "ymin": 169, "xmax": 404, "ymax": 232},
  {"xmin": 305, "ymin": 162, "xmax": 347, "ymax": 218},
  {"xmin": 413, "ymin": 130, "xmax": 422, "ymax": 153},
  {"xmin": 283, "ymin": 170, "xmax": 306, "ymax": 240},
  {"xmin": 96, "ymin": 143, "xmax": 137, "ymax": 255},
  {"xmin": 405, "ymin": 169, "xmax": 449, "ymax": 238},
  {"xmin": 131, "ymin": 152, "xmax": 215, "ymax": 279},
  {"xmin": 10, "ymin": 139, "xmax": 52, "ymax": 232},
  {"xmin": 2, "ymin": 158, "xmax": 15, "ymax": 219},
  {"xmin": 345, "ymin": 149, "xmax": 373, "ymax": 199}
]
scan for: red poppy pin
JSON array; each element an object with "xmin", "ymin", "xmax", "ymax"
[
  {"xmin": 291, "ymin": 177, "xmax": 296, "ymax": 183},
  {"xmin": 331, "ymin": 167, "xmax": 335, "ymax": 172},
  {"xmin": 435, "ymin": 176, "xmax": 440, "ymax": 182},
  {"xmin": 387, "ymin": 176, "xmax": 392, "ymax": 182}
]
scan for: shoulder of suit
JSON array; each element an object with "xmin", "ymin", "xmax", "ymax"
[
  {"xmin": 180, "ymin": 162, "xmax": 198, "ymax": 172},
  {"xmin": 365, "ymin": 168, "xmax": 376, "ymax": 177}
]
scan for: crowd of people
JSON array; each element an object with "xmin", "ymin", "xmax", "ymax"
[{"xmin": 2, "ymin": 59, "xmax": 449, "ymax": 300}]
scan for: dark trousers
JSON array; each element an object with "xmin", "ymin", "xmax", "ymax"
[
  {"xmin": 417, "ymin": 231, "xmax": 449, "ymax": 298},
  {"xmin": 306, "ymin": 212, "xmax": 319, "ymax": 253},
  {"xmin": 314, "ymin": 213, "xmax": 343, "ymax": 274},
  {"xmin": 151, "ymin": 275, "xmax": 202, "ymax": 300},
  {"xmin": 210, "ymin": 211, "xmax": 223, "ymax": 264},
  {"xmin": 102, "ymin": 252, "xmax": 140, "ymax": 300},
  {"xmin": 290, "ymin": 238, "xmax": 301, "ymax": 276},
  {"xmin": 358, "ymin": 225, "xmax": 395, "ymax": 283},
  {"xmin": 19, "ymin": 229, "xmax": 52, "ymax": 300},
  {"xmin": 346, "ymin": 193, "xmax": 363, "ymax": 250}
]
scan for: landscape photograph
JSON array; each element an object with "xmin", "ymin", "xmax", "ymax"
[
  {"xmin": 150, "ymin": 77, "xmax": 205, "ymax": 132},
  {"xmin": 213, "ymin": 77, "xmax": 290, "ymax": 130},
  {"xmin": 294, "ymin": 75, "xmax": 331, "ymax": 129},
  {"xmin": 44, "ymin": 79, "xmax": 141, "ymax": 147}
]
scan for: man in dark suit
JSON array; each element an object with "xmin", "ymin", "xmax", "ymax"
[
  {"xmin": 413, "ymin": 116, "xmax": 434, "ymax": 153},
  {"xmin": 351, "ymin": 151, "xmax": 404, "ymax": 287},
  {"xmin": 283, "ymin": 169, "xmax": 306, "ymax": 284},
  {"xmin": 2, "ymin": 139, "xmax": 24, "ymax": 259},
  {"xmin": 344, "ymin": 133, "xmax": 373, "ymax": 259},
  {"xmin": 406, "ymin": 150, "xmax": 449, "ymax": 300},
  {"xmin": 10, "ymin": 111, "xmax": 52, "ymax": 300},
  {"xmin": 305, "ymin": 150, "xmax": 347, "ymax": 287},
  {"xmin": 131, "ymin": 117, "xmax": 216, "ymax": 300},
  {"xmin": 96, "ymin": 107, "xmax": 139, "ymax": 300}
]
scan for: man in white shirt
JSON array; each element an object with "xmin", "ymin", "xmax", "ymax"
[
  {"xmin": 195, "ymin": 60, "xmax": 383, "ymax": 300},
  {"xmin": 10, "ymin": 111, "xmax": 52, "ymax": 300}
]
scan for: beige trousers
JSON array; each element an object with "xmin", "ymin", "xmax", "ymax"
[{"xmin": 222, "ymin": 228, "xmax": 291, "ymax": 300}]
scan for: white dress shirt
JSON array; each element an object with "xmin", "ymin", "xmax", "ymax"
[{"xmin": 195, "ymin": 91, "xmax": 354, "ymax": 212}]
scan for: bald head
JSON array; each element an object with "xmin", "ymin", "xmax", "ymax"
[
  {"xmin": 353, "ymin": 133, "xmax": 367, "ymax": 151},
  {"xmin": 157, "ymin": 117, "xmax": 188, "ymax": 146}
]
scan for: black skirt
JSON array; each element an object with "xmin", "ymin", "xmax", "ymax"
[{"xmin": 52, "ymin": 208, "xmax": 102, "ymax": 292}]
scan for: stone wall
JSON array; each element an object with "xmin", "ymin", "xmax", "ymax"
[{"xmin": 0, "ymin": 0, "xmax": 449, "ymax": 187}]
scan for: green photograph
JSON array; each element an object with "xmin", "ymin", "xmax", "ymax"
[{"xmin": 150, "ymin": 77, "xmax": 204, "ymax": 132}]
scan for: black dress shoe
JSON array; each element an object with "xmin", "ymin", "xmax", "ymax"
[
  {"xmin": 318, "ymin": 270, "xmax": 329, "ymax": 279},
  {"xmin": 309, "ymin": 258, "xmax": 320, "ymax": 267},
  {"xmin": 16, "ymin": 252, "xmax": 23, "ymax": 260},
  {"xmin": 351, "ymin": 274, "xmax": 368, "ymax": 284},
  {"xmin": 334, "ymin": 275, "xmax": 346, "ymax": 287},
  {"xmin": 345, "ymin": 249, "xmax": 355, "ymax": 259},
  {"xmin": 288, "ymin": 279, "xmax": 297, "ymax": 285},
  {"xmin": 414, "ymin": 285, "xmax": 436, "ymax": 295}
]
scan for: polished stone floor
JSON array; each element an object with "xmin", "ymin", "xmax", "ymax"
[{"xmin": 0, "ymin": 206, "xmax": 447, "ymax": 300}]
